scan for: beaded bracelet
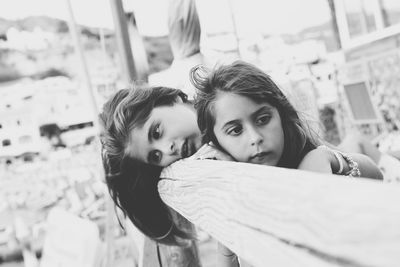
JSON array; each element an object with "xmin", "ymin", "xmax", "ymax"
[
  {"xmin": 337, "ymin": 151, "xmax": 361, "ymax": 178},
  {"xmin": 331, "ymin": 149, "xmax": 344, "ymax": 174},
  {"xmin": 318, "ymin": 145, "xmax": 361, "ymax": 177},
  {"xmin": 319, "ymin": 145, "xmax": 344, "ymax": 175}
]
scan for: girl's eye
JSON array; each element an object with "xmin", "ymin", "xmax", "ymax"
[
  {"xmin": 149, "ymin": 150, "xmax": 162, "ymax": 164},
  {"xmin": 227, "ymin": 125, "xmax": 243, "ymax": 136},
  {"xmin": 152, "ymin": 123, "xmax": 162, "ymax": 140},
  {"xmin": 256, "ymin": 114, "xmax": 271, "ymax": 125}
]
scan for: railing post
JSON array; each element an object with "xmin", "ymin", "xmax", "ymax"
[{"xmin": 109, "ymin": 0, "xmax": 138, "ymax": 84}]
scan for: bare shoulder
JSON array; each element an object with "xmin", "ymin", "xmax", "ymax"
[{"xmin": 298, "ymin": 148, "xmax": 333, "ymax": 174}]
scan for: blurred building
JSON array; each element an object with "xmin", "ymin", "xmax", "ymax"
[
  {"xmin": 0, "ymin": 77, "xmax": 97, "ymax": 162},
  {"xmin": 334, "ymin": 0, "xmax": 400, "ymax": 53},
  {"xmin": 0, "ymin": 80, "xmax": 44, "ymax": 162},
  {"xmin": 0, "ymin": 105, "xmax": 43, "ymax": 162},
  {"xmin": 333, "ymin": 0, "xmax": 400, "ymax": 132}
]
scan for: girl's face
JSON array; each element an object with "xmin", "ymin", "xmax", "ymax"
[
  {"xmin": 127, "ymin": 100, "xmax": 202, "ymax": 167},
  {"xmin": 213, "ymin": 92, "xmax": 285, "ymax": 166}
]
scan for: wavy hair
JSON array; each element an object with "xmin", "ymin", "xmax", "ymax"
[
  {"xmin": 99, "ymin": 85, "xmax": 192, "ymax": 245},
  {"xmin": 191, "ymin": 61, "xmax": 319, "ymax": 168}
]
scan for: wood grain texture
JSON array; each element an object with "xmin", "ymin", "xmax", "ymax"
[{"xmin": 158, "ymin": 159, "xmax": 400, "ymax": 267}]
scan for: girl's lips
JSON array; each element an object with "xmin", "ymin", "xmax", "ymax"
[
  {"xmin": 180, "ymin": 138, "xmax": 199, "ymax": 159},
  {"xmin": 182, "ymin": 138, "xmax": 198, "ymax": 158},
  {"xmin": 180, "ymin": 136, "xmax": 201, "ymax": 159},
  {"xmin": 249, "ymin": 151, "xmax": 270, "ymax": 162}
]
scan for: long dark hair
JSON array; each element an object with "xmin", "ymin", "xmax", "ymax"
[
  {"xmin": 191, "ymin": 61, "xmax": 319, "ymax": 168},
  {"xmin": 99, "ymin": 85, "xmax": 192, "ymax": 245}
]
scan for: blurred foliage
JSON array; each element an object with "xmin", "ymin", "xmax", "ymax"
[
  {"xmin": 0, "ymin": 17, "xmax": 15, "ymax": 35},
  {"xmin": 280, "ymin": 21, "xmax": 340, "ymax": 52},
  {"xmin": 0, "ymin": 15, "xmax": 173, "ymax": 79},
  {"xmin": 320, "ymin": 106, "xmax": 341, "ymax": 145},
  {"xmin": 0, "ymin": 16, "xmax": 68, "ymax": 34},
  {"xmin": 30, "ymin": 68, "xmax": 70, "ymax": 80},
  {"xmin": 0, "ymin": 15, "xmax": 109, "ymax": 37},
  {"xmin": 367, "ymin": 52, "xmax": 400, "ymax": 132},
  {"xmin": 0, "ymin": 65, "xmax": 22, "ymax": 82},
  {"xmin": 0, "ymin": 49, "xmax": 22, "ymax": 82},
  {"xmin": 0, "ymin": 65, "xmax": 69, "ymax": 83},
  {"xmin": 0, "ymin": 14, "xmax": 342, "ymax": 75},
  {"xmin": 20, "ymin": 16, "xmax": 68, "ymax": 33}
]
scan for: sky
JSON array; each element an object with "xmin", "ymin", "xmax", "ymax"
[{"xmin": 0, "ymin": 0, "xmax": 331, "ymax": 36}]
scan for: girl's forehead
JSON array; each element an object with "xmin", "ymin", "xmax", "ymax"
[
  {"xmin": 214, "ymin": 93, "xmax": 276, "ymax": 115},
  {"xmin": 215, "ymin": 91, "xmax": 273, "ymax": 107}
]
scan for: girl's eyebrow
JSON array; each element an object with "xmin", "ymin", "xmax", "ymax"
[
  {"xmin": 253, "ymin": 106, "xmax": 272, "ymax": 114},
  {"xmin": 252, "ymin": 106, "xmax": 273, "ymax": 117},
  {"xmin": 220, "ymin": 105, "xmax": 273, "ymax": 130},
  {"xmin": 221, "ymin": 119, "xmax": 241, "ymax": 130}
]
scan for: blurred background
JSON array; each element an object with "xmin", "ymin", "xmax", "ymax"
[{"xmin": 1, "ymin": 0, "xmax": 400, "ymax": 266}]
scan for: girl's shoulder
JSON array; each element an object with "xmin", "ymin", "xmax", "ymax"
[{"xmin": 298, "ymin": 147, "xmax": 333, "ymax": 174}]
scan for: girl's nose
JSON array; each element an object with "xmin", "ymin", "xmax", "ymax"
[
  {"xmin": 248, "ymin": 127, "xmax": 263, "ymax": 146},
  {"xmin": 159, "ymin": 139, "xmax": 177, "ymax": 155}
]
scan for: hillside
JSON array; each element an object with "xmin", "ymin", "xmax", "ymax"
[
  {"xmin": 0, "ymin": 15, "xmax": 116, "ymax": 38},
  {"xmin": 0, "ymin": 14, "xmax": 358, "ymax": 81},
  {"xmin": 280, "ymin": 20, "xmax": 340, "ymax": 52},
  {"xmin": 0, "ymin": 16, "xmax": 68, "ymax": 35},
  {"xmin": 0, "ymin": 17, "xmax": 14, "ymax": 35},
  {"xmin": 0, "ymin": 16, "xmax": 173, "ymax": 82}
]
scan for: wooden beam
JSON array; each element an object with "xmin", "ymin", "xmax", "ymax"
[{"xmin": 159, "ymin": 159, "xmax": 400, "ymax": 267}]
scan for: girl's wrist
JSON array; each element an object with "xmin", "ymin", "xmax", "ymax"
[
  {"xmin": 336, "ymin": 151, "xmax": 361, "ymax": 177},
  {"xmin": 318, "ymin": 145, "xmax": 361, "ymax": 177},
  {"xmin": 319, "ymin": 145, "xmax": 348, "ymax": 174}
]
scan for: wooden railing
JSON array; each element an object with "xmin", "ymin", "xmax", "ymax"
[{"xmin": 155, "ymin": 159, "xmax": 400, "ymax": 267}]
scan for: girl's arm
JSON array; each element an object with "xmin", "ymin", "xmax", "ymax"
[
  {"xmin": 341, "ymin": 152, "xmax": 383, "ymax": 180},
  {"xmin": 298, "ymin": 148, "xmax": 333, "ymax": 173},
  {"xmin": 299, "ymin": 147, "xmax": 383, "ymax": 180}
]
